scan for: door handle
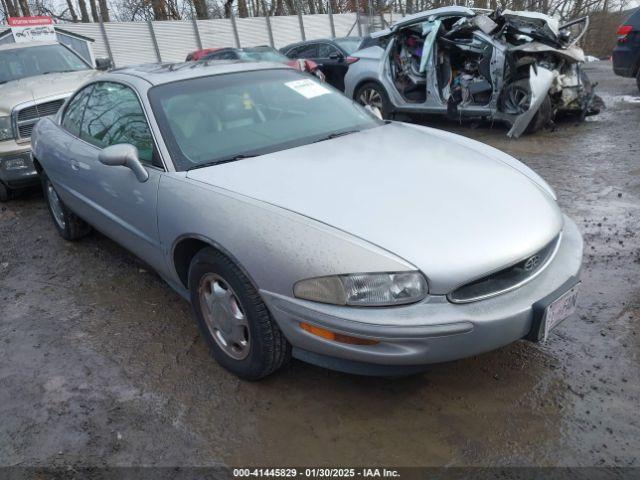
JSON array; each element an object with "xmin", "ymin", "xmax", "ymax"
[{"xmin": 70, "ymin": 159, "xmax": 80, "ymax": 171}]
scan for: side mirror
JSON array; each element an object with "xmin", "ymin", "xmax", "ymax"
[
  {"xmin": 329, "ymin": 52, "xmax": 343, "ymax": 61},
  {"xmin": 98, "ymin": 144, "xmax": 149, "ymax": 183},
  {"xmin": 95, "ymin": 57, "xmax": 113, "ymax": 71}
]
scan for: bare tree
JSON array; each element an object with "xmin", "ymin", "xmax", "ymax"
[
  {"xmin": 223, "ymin": 0, "xmax": 233, "ymax": 16},
  {"xmin": 88, "ymin": 0, "xmax": 99, "ymax": 20},
  {"xmin": 99, "ymin": 0, "xmax": 110, "ymax": 20},
  {"xmin": 149, "ymin": 0, "xmax": 169, "ymax": 19},
  {"xmin": 2, "ymin": 0, "xmax": 19, "ymax": 17},
  {"xmin": 238, "ymin": 0, "xmax": 248, "ymax": 16},
  {"xmin": 77, "ymin": 0, "xmax": 91, "ymax": 21},
  {"xmin": 65, "ymin": 0, "xmax": 79, "ymax": 21},
  {"xmin": 17, "ymin": 0, "xmax": 30, "ymax": 15},
  {"xmin": 192, "ymin": 0, "xmax": 208, "ymax": 17}
]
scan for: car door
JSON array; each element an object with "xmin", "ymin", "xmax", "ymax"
[
  {"xmin": 67, "ymin": 80, "xmax": 165, "ymax": 269},
  {"xmin": 316, "ymin": 43, "xmax": 349, "ymax": 90},
  {"xmin": 46, "ymin": 84, "xmax": 94, "ymax": 211}
]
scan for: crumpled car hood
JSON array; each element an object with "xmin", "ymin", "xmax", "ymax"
[
  {"xmin": 509, "ymin": 42, "xmax": 585, "ymax": 63},
  {"xmin": 187, "ymin": 122, "xmax": 564, "ymax": 294},
  {"xmin": 0, "ymin": 69, "xmax": 98, "ymax": 115}
]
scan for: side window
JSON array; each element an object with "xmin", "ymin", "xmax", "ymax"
[
  {"xmin": 318, "ymin": 43, "xmax": 340, "ymax": 58},
  {"xmin": 61, "ymin": 85, "xmax": 93, "ymax": 137},
  {"xmin": 289, "ymin": 44, "xmax": 318, "ymax": 59},
  {"xmin": 80, "ymin": 82, "xmax": 154, "ymax": 165},
  {"xmin": 221, "ymin": 51, "xmax": 239, "ymax": 60},
  {"xmin": 207, "ymin": 51, "xmax": 238, "ymax": 60}
]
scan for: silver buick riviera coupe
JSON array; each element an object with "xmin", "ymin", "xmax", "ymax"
[{"xmin": 31, "ymin": 61, "xmax": 583, "ymax": 379}]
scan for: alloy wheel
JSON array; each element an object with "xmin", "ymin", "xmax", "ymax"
[
  {"xmin": 358, "ymin": 87, "xmax": 384, "ymax": 111},
  {"xmin": 504, "ymin": 85, "xmax": 531, "ymax": 115}
]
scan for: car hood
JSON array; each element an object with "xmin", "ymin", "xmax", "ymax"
[
  {"xmin": 0, "ymin": 69, "xmax": 98, "ymax": 116},
  {"xmin": 187, "ymin": 122, "xmax": 564, "ymax": 294}
]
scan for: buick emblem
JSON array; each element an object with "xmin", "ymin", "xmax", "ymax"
[{"xmin": 524, "ymin": 254, "xmax": 541, "ymax": 271}]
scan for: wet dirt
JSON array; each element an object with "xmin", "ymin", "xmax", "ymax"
[{"xmin": 0, "ymin": 61, "xmax": 638, "ymax": 467}]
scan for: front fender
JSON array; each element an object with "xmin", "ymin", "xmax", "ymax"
[{"xmin": 158, "ymin": 174, "xmax": 416, "ymax": 298}]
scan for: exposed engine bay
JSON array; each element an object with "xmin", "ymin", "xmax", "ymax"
[{"xmin": 386, "ymin": 9, "xmax": 602, "ymax": 136}]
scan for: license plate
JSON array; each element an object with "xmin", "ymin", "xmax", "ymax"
[{"xmin": 542, "ymin": 283, "xmax": 580, "ymax": 342}]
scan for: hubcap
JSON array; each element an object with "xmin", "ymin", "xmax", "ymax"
[
  {"xmin": 198, "ymin": 273, "xmax": 250, "ymax": 360},
  {"xmin": 504, "ymin": 86, "xmax": 531, "ymax": 115},
  {"xmin": 46, "ymin": 181, "xmax": 66, "ymax": 230},
  {"xmin": 359, "ymin": 87, "xmax": 384, "ymax": 111}
]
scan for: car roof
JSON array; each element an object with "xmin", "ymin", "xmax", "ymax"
[
  {"xmin": 283, "ymin": 38, "xmax": 333, "ymax": 48},
  {"xmin": 107, "ymin": 60, "xmax": 291, "ymax": 85},
  {"xmin": 371, "ymin": 6, "xmax": 475, "ymax": 37},
  {"xmin": 0, "ymin": 41, "xmax": 60, "ymax": 52}
]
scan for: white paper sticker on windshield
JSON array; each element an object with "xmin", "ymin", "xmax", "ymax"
[{"xmin": 285, "ymin": 79, "xmax": 331, "ymax": 99}]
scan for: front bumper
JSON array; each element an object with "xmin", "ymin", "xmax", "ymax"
[
  {"xmin": 0, "ymin": 141, "xmax": 38, "ymax": 188},
  {"xmin": 262, "ymin": 215, "xmax": 583, "ymax": 374}
]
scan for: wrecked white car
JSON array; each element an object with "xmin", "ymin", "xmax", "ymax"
[{"xmin": 344, "ymin": 7, "xmax": 602, "ymax": 137}]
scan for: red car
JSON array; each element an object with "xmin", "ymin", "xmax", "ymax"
[{"xmin": 186, "ymin": 46, "xmax": 325, "ymax": 81}]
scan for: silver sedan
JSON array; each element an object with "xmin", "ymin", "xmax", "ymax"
[{"xmin": 31, "ymin": 61, "xmax": 583, "ymax": 379}]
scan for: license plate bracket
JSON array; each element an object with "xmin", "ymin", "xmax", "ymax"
[{"xmin": 528, "ymin": 282, "xmax": 581, "ymax": 342}]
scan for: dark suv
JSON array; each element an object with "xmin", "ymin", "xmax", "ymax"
[{"xmin": 613, "ymin": 8, "xmax": 640, "ymax": 91}]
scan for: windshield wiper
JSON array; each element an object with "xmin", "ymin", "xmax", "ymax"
[
  {"xmin": 42, "ymin": 69, "xmax": 78, "ymax": 75},
  {"xmin": 189, "ymin": 153, "xmax": 257, "ymax": 170},
  {"xmin": 313, "ymin": 129, "xmax": 360, "ymax": 143}
]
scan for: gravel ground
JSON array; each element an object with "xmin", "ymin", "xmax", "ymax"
[{"xmin": 0, "ymin": 61, "xmax": 638, "ymax": 468}]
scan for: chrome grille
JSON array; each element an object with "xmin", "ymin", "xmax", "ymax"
[
  {"xmin": 18, "ymin": 123, "xmax": 35, "ymax": 138},
  {"xmin": 448, "ymin": 235, "xmax": 561, "ymax": 304},
  {"xmin": 14, "ymin": 99, "xmax": 65, "ymax": 140}
]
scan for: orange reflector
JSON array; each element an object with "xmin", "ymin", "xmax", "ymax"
[{"xmin": 299, "ymin": 322, "xmax": 379, "ymax": 345}]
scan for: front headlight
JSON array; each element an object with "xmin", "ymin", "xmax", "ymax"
[
  {"xmin": 0, "ymin": 116, "xmax": 14, "ymax": 141},
  {"xmin": 293, "ymin": 272, "xmax": 428, "ymax": 306}
]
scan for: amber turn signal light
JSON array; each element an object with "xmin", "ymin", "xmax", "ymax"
[{"xmin": 299, "ymin": 322, "xmax": 379, "ymax": 345}]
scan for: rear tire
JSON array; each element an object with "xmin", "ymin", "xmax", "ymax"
[
  {"xmin": 41, "ymin": 171, "xmax": 91, "ymax": 241},
  {"xmin": 188, "ymin": 247, "xmax": 290, "ymax": 380},
  {"xmin": 0, "ymin": 182, "xmax": 10, "ymax": 202},
  {"xmin": 355, "ymin": 82, "xmax": 392, "ymax": 119}
]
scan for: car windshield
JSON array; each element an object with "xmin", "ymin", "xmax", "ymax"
[
  {"xmin": 148, "ymin": 69, "xmax": 382, "ymax": 171},
  {"xmin": 239, "ymin": 48, "xmax": 289, "ymax": 63},
  {"xmin": 0, "ymin": 44, "xmax": 89, "ymax": 84},
  {"xmin": 334, "ymin": 37, "xmax": 363, "ymax": 54}
]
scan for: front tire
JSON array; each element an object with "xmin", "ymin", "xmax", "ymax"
[
  {"xmin": 41, "ymin": 172, "xmax": 91, "ymax": 241},
  {"xmin": 500, "ymin": 78, "xmax": 552, "ymax": 134},
  {"xmin": 188, "ymin": 248, "xmax": 290, "ymax": 380},
  {"xmin": 355, "ymin": 82, "xmax": 392, "ymax": 119}
]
